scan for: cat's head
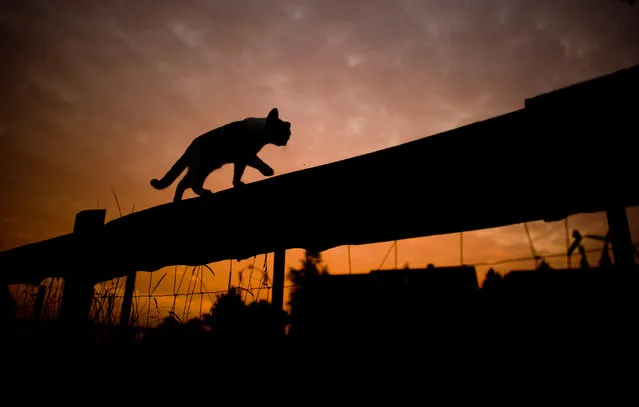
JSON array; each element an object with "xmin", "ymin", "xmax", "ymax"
[{"xmin": 265, "ymin": 108, "xmax": 291, "ymax": 146}]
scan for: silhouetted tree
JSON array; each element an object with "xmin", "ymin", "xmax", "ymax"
[
  {"xmin": 201, "ymin": 287, "xmax": 286, "ymax": 347},
  {"xmin": 481, "ymin": 269, "xmax": 503, "ymax": 300},
  {"xmin": 480, "ymin": 268, "xmax": 504, "ymax": 331},
  {"xmin": 287, "ymin": 250, "xmax": 329, "ymax": 340},
  {"xmin": 140, "ymin": 314, "xmax": 206, "ymax": 352},
  {"xmin": 288, "ymin": 250, "xmax": 329, "ymax": 285},
  {"xmin": 482, "ymin": 269, "xmax": 503, "ymax": 291},
  {"xmin": 287, "ymin": 250, "xmax": 329, "ymax": 312},
  {"xmin": 245, "ymin": 299, "xmax": 287, "ymax": 342},
  {"xmin": 1, "ymin": 285, "xmax": 15, "ymax": 322},
  {"xmin": 203, "ymin": 288, "xmax": 248, "ymax": 342}
]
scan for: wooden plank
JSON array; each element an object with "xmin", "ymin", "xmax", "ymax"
[{"xmin": 1, "ymin": 65, "xmax": 638, "ymax": 284}]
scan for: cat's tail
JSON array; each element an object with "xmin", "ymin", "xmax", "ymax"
[{"xmin": 150, "ymin": 154, "xmax": 188, "ymax": 190}]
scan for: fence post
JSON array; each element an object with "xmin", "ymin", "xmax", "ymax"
[
  {"xmin": 59, "ymin": 210, "xmax": 105, "ymax": 330},
  {"xmin": 119, "ymin": 271, "xmax": 136, "ymax": 327},
  {"xmin": 32, "ymin": 285, "xmax": 46, "ymax": 321},
  {"xmin": 606, "ymin": 206, "xmax": 635, "ymax": 270},
  {"xmin": 272, "ymin": 249, "xmax": 286, "ymax": 310}
]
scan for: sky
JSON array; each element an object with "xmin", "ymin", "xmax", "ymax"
[{"xmin": 1, "ymin": 0, "xmax": 638, "ymax": 321}]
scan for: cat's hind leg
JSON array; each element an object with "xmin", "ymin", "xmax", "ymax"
[
  {"xmin": 191, "ymin": 174, "xmax": 213, "ymax": 198},
  {"xmin": 173, "ymin": 173, "xmax": 192, "ymax": 202},
  {"xmin": 233, "ymin": 162, "xmax": 247, "ymax": 187}
]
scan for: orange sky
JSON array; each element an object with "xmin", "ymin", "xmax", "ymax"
[{"xmin": 2, "ymin": 1, "xmax": 638, "ymax": 321}]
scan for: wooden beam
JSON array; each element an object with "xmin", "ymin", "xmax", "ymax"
[{"xmin": 1, "ymin": 65, "xmax": 638, "ymax": 284}]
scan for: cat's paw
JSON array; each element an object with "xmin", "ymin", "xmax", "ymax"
[{"xmin": 263, "ymin": 167, "xmax": 275, "ymax": 176}]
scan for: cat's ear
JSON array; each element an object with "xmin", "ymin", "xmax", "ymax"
[{"xmin": 267, "ymin": 108, "xmax": 279, "ymax": 121}]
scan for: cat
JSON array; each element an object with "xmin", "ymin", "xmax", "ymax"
[{"xmin": 150, "ymin": 107, "xmax": 291, "ymax": 202}]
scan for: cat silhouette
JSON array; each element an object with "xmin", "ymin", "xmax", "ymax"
[{"xmin": 151, "ymin": 107, "xmax": 291, "ymax": 202}]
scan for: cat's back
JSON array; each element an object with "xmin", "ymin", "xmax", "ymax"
[
  {"xmin": 241, "ymin": 117, "xmax": 267, "ymax": 135},
  {"xmin": 192, "ymin": 120, "xmax": 241, "ymax": 147},
  {"xmin": 192, "ymin": 117, "xmax": 265, "ymax": 152},
  {"xmin": 198, "ymin": 117, "xmax": 263, "ymax": 139}
]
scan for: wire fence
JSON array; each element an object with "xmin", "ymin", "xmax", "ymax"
[
  {"xmin": 8, "ymin": 240, "xmax": 627, "ymax": 329},
  {"xmin": 7, "ymin": 260, "xmax": 284, "ymax": 328}
]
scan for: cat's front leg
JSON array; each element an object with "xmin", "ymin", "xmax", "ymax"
[
  {"xmin": 233, "ymin": 162, "xmax": 247, "ymax": 187},
  {"xmin": 247, "ymin": 156, "xmax": 274, "ymax": 177}
]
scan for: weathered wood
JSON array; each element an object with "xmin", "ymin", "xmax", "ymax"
[{"xmin": 0, "ymin": 65, "xmax": 638, "ymax": 284}]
